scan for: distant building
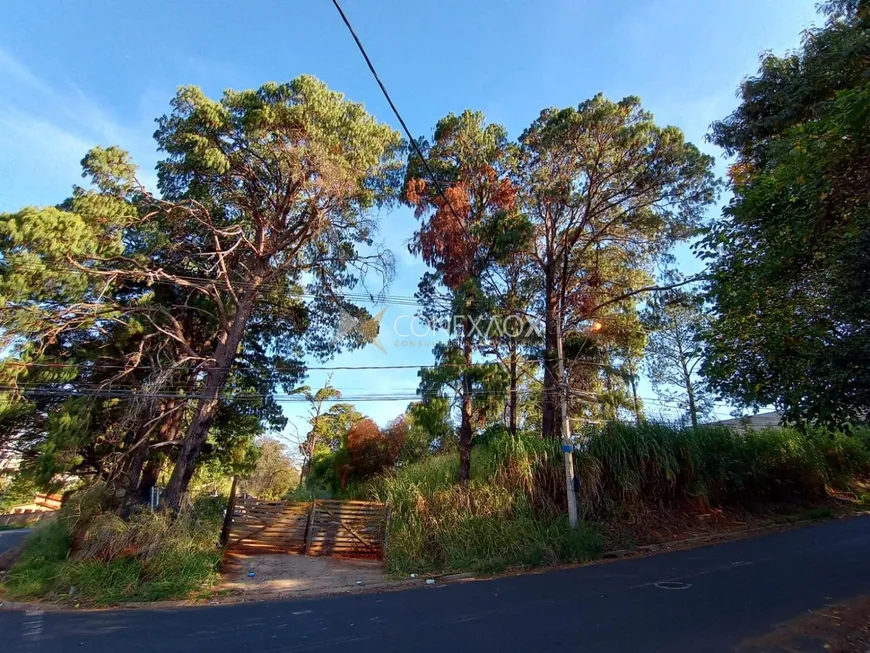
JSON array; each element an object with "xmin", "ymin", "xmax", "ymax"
[{"xmin": 709, "ymin": 411, "xmax": 783, "ymax": 432}]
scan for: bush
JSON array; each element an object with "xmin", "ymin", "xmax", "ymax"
[
  {"xmin": 574, "ymin": 422, "xmax": 870, "ymax": 517},
  {"xmin": 379, "ymin": 435, "xmax": 601, "ymax": 575},
  {"xmin": 2, "ymin": 484, "xmax": 224, "ymax": 604},
  {"xmin": 0, "ymin": 474, "xmax": 40, "ymax": 514},
  {"xmin": 380, "ymin": 423, "xmax": 870, "ymax": 575},
  {"xmin": 3, "ymin": 520, "xmax": 70, "ymax": 598}
]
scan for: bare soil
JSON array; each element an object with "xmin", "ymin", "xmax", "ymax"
[
  {"xmin": 739, "ymin": 595, "xmax": 870, "ymax": 652},
  {"xmin": 220, "ymin": 551, "xmax": 389, "ymax": 598},
  {"xmin": 597, "ymin": 496, "xmax": 851, "ymax": 552}
]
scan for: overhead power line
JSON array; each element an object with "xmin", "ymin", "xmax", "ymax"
[
  {"xmin": 329, "ymin": 0, "xmax": 506, "ymax": 304},
  {"xmin": 5, "ymin": 359, "xmax": 597, "ymax": 373},
  {"xmin": 1, "ymin": 380, "xmax": 698, "ymax": 410},
  {"xmin": 0, "ymin": 386, "xmax": 536, "ymax": 403}
]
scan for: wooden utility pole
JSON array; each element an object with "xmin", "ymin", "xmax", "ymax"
[{"xmin": 555, "ymin": 320, "xmax": 579, "ymax": 528}]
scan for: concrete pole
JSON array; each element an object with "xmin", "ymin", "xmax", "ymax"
[{"xmin": 555, "ymin": 319, "xmax": 579, "ymax": 528}]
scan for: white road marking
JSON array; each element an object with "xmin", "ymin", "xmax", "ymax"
[{"xmin": 22, "ymin": 609, "xmax": 44, "ymax": 650}]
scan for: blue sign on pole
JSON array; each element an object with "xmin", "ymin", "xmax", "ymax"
[{"xmin": 561, "ymin": 444, "xmax": 573, "ymax": 453}]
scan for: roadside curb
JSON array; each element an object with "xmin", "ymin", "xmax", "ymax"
[
  {"xmin": 2, "ymin": 511, "xmax": 867, "ymax": 613},
  {"xmin": 0, "ymin": 578, "xmax": 428, "ymax": 613},
  {"xmin": 599, "ymin": 523, "xmax": 787, "ymax": 559},
  {"xmin": 598, "ymin": 509, "xmax": 870, "ymax": 561}
]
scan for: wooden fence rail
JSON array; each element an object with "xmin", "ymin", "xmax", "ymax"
[
  {"xmin": 227, "ymin": 499, "xmax": 387, "ymax": 559},
  {"xmin": 0, "ymin": 512, "xmax": 56, "ymax": 528}
]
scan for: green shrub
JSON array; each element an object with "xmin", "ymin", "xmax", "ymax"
[
  {"xmin": 3, "ymin": 520, "xmax": 70, "ymax": 598},
  {"xmin": 379, "ymin": 435, "xmax": 600, "ymax": 575},
  {"xmin": 380, "ymin": 422, "xmax": 869, "ymax": 575},
  {"xmin": 2, "ymin": 484, "xmax": 224, "ymax": 604},
  {"xmin": 61, "ymin": 558, "xmax": 143, "ymax": 604},
  {"xmin": 574, "ymin": 422, "xmax": 870, "ymax": 517},
  {"xmin": 0, "ymin": 474, "xmax": 40, "ymax": 514}
]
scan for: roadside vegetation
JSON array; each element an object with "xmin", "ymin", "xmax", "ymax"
[
  {"xmin": 379, "ymin": 435, "xmax": 602, "ymax": 575},
  {"xmin": 0, "ymin": 0, "xmax": 868, "ymax": 603},
  {"xmin": 2, "ymin": 486, "xmax": 223, "ymax": 604},
  {"xmin": 380, "ymin": 423, "xmax": 870, "ymax": 575}
]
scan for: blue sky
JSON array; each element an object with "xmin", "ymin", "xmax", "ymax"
[{"xmin": 0, "ymin": 0, "xmax": 823, "ymax": 437}]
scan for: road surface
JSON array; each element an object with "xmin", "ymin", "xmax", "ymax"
[
  {"xmin": 2, "ymin": 517, "xmax": 869, "ymax": 652},
  {"xmin": 0, "ymin": 528, "xmax": 30, "ymax": 555}
]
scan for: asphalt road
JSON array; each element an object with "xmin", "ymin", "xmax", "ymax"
[
  {"xmin": 2, "ymin": 517, "xmax": 870, "ymax": 653},
  {"xmin": 0, "ymin": 529, "xmax": 30, "ymax": 555}
]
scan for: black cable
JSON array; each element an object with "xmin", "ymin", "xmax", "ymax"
[{"xmin": 329, "ymin": 0, "xmax": 504, "ymax": 301}]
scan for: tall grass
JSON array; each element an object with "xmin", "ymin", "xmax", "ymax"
[
  {"xmin": 2, "ymin": 485, "xmax": 224, "ymax": 604},
  {"xmin": 574, "ymin": 422, "xmax": 870, "ymax": 517},
  {"xmin": 378, "ymin": 436, "xmax": 601, "ymax": 575},
  {"xmin": 380, "ymin": 423, "xmax": 870, "ymax": 575}
]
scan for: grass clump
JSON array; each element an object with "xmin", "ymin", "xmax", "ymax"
[
  {"xmin": 380, "ymin": 423, "xmax": 870, "ymax": 576},
  {"xmin": 2, "ymin": 520, "xmax": 70, "ymax": 598},
  {"xmin": 2, "ymin": 485, "xmax": 224, "ymax": 604},
  {"xmin": 574, "ymin": 422, "xmax": 870, "ymax": 518},
  {"xmin": 379, "ymin": 435, "xmax": 601, "ymax": 576}
]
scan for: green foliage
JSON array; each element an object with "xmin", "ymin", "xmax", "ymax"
[
  {"xmin": 518, "ymin": 92, "xmax": 718, "ymax": 438},
  {"xmin": 574, "ymin": 422, "xmax": 870, "ymax": 517},
  {"xmin": 641, "ymin": 286, "xmax": 713, "ymax": 427},
  {"xmin": 701, "ymin": 2, "xmax": 870, "ymax": 424},
  {"xmin": 2, "ymin": 484, "xmax": 223, "ymax": 604},
  {"xmin": 378, "ymin": 435, "xmax": 602, "ymax": 575},
  {"xmin": 405, "ymin": 109, "xmax": 530, "ymax": 481},
  {"xmin": 417, "ymin": 342, "xmax": 509, "ymax": 431},
  {"xmin": 1, "ymin": 74, "xmax": 403, "ymax": 507},
  {"xmin": 0, "ymin": 474, "xmax": 40, "ymax": 513},
  {"xmin": 305, "ymin": 416, "xmax": 408, "ymax": 495},
  {"xmin": 309, "ymin": 402, "xmax": 365, "ymax": 452},
  {"xmin": 381, "ymin": 421, "xmax": 869, "ymax": 576},
  {"xmin": 242, "ymin": 437, "xmax": 299, "ymax": 500},
  {"xmin": 2, "ymin": 521, "xmax": 71, "ymax": 598},
  {"xmin": 406, "ymin": 398, "xmax": 454, "ymax": 455}
]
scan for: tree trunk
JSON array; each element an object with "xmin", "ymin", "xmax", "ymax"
[
  {"xmin": 219, "ymin": 475, "xmax": 238, "ymax": 547},
  {"xmin": 675, "ymin": 319, "xmax": 699, "ymax": 429},
  {"xmin": 164, "ymin": 291, "xmax": 258, "ymax": 511},
  {"xmin": 630, "ymin": 373, "xmax": 643, "ymax": 424},
  {"xmin": 458, "ymin": 315, "xmax": 474, "ymax": 487},
  {"xmin": 123, "ymin": 431, "xmax": 151, "ymax": 498},
  {"xmin": 134, "ymin": 398, "xmax": 186, "ymax": 505},
  {"xmin": 541, "ymin": 271, "xmax": 560, "ymax": 440},
  {"xmin": 508, "ymin": 340, "xmax": 518, "ymax": 437},
  {"xmin": 685, "ymin": 374, "xmax": 699, "ymax": 429}
]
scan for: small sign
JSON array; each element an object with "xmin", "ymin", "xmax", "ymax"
[{"xmin": 561, "ymin": 444, "xmax": 573, "ymax": 453}]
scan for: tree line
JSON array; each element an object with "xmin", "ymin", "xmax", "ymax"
[{"xmin": 1, "ymin": 0, "xmax": 867, "ymax": 506}]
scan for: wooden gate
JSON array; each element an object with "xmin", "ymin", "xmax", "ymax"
[{"xmin": 227, "ymin": 499, "xmax": 387, "ymax": 559}]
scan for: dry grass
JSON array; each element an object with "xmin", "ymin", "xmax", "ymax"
[
  {"xmin": 2, "ymin": 485, "xmax": 225, "ymax": 604},
  {"xmin": 379, "ymin": 424, "xmax": 870, "ymax": 576},
  {"xmin": 378, "ymin": 436, "xmax": 601, "ymax": 575}
]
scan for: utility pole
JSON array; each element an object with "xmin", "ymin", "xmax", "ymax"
[{"xmin": 555, "ymin": 319, "xmax": 579, "ymax": 528}]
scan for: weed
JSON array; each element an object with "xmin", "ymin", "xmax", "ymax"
[
  {"xmin": 381, "ymin": 423, "xmax": 869, "ymax": 576},
  {"xmin": 3, "ymin": 520, "xmax": 70, "ymax": 598},
  {"xmin": 2, "ymin": 484, "xmax": 224, "ymax": 604},
  {"xmin": 380, "ymin": 436, "xmax": 600, "ymax": 575}
]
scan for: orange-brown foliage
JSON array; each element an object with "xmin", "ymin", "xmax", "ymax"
[
  {"xmin": 408, "ymin": 165, "xmax": 517, "ymax": 290},
  {"xmin": 346, "ymin": 418, "xmax": 392, "ymax": 480}
]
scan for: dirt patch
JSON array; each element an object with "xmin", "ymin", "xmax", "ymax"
[
  {"xmin": 597, "ymin": 498, "xmax": 850, "ymax": 552},
  {"xmin": 739, "ymin": 595, "xmax": 870, "ymax": 652},
  {"xmin": 220, "ymin": 552, "xmax": 389, "ymax": 597}
]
